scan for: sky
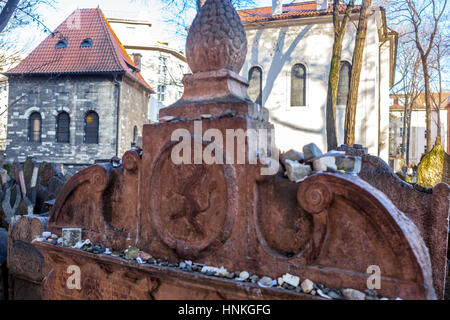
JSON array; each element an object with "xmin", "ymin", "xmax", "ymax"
[{"xmin": 7, "ymin": 0, "xmax": 273, "ymax": 54}]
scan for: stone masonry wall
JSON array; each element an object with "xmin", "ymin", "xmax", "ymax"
[
  {"xmin": 117, "ymin": 77, "xmax": 151, "ymax": 155},
  {"xmin": 5, "ymin": 75, "xmax": 118, "ymax": 164}
]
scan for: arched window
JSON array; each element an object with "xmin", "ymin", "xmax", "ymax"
[
  {"xmin": 337, "ymin": 61, "xmax": 352, "ymax": 106},
  {"xmin": 28, "ymin": 112, "xmax": 42, "ymax": 143},
  {"xmin": 84, "ymin": 111, "xmax": 99, "ymax": 144},
  {"xmin": 56, "ymin": 112, "xmax": 70, "ymax": 143},
  {"xmin": 248, "ymin": 66, "xmax": 262, "ymax": 106},
  {"xmin": 291, "ymin": 64, "xmax": 306, "ymax": 106}
]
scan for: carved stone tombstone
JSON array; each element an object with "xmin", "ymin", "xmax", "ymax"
[
  {"xmin": 28, "ymin": 0, "xmax": 437, "ymax": 300},
  {"xmin": 417, "ymin": 137, "xmax": 449, "ymax": 187}
]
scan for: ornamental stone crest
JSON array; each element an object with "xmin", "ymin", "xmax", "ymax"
[{"xmin": 186, "ymin": 0, "xmax": 247, "ymax": 73}]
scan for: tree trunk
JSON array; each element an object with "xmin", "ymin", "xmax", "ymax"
[
  {"xmin": 421, "ymin": 58, "xmax": 432, "ymax": 152},
  {"xmin": 326, "ymin": 0, "xmax": 354, "ymax": 151},
  {"xmin": 401, "ymin": 95, "xmax": 409, "ymax": 158},
  {"xmin": 326, "ymin": 44, "xmax": 343, "ymax": 150},
  {"xmin": 0, "ymin": 0, "xmax": 20, "ymax": 33},
  {"xmin": 344, "ymin": 0, "xmax": 371, "ymax": 146},
  {"xmin": 406, "ymin": 102, "xmax": 412, "ymax": 165}
]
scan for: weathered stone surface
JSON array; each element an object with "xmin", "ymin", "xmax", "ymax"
[
  {"xmin": 342, "ymin": 288, "xmax": 366, "ymax": 300},
  {"xmin": 284, "ymin": 160, "xmax": 311, "ymax": 182},
  {"xmin": 417, "ymin": 137, "xmax": 446, "ymax": 187},
  {"xmin": 186, "ymin": 0, "xmax": 247, "ymax": 73},
  {"xmin": 337, "ymin": 144, "xmax": 450, "ymax": 299},
  {"xmin": 23, "ymin": 0, "xmax": 439, "ymax": 301},
  {"xmin": 280, "ymin": 149, "xmax": 304, "ymax": 167},
  {"xmin": 239, "ymin": 271, "xmax": 250, "ymax": 280},
  {"xmin": 335, "ymin": 155, "xmax": 362, "ymax": 174},
  {"xmin": 62, "ymin": 228, "xmax": 81, "ymax": 247},
  {"xmin": 301, "ymin": 279, "xmax": 314, "ymax": 294},
  {"xmin": 303, "ymin": 143, "xmax": 322, "ymax": 162},
  {"xmin": 124, "ymin": 246, "xmax": 140, "ymax": 260},
  {"xmin": 313, "ymin": 156, "xmax": 336, "ymax": 172},
  {"xmin": 282, "ymin": 273, "xmax": 300, "ymax": 287}
]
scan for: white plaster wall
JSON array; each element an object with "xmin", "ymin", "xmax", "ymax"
[
  {"xmin": 391, "ymin": 109, "xmax": 448, "ymax": 164},
  {"xmin": 241, "ymin": 10, "xmax": 390, "ymax": 162}
]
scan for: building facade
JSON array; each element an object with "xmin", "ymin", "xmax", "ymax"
[
  {"xmin": 106, "ymin": 14, "xmax": 188, "ymax": 122},
  {"xmin": 389, "ymin": 93, "xmax": 449, "ymax": 169},
  {"xmin": 238, "ymin": 0, "xmax": 397, "ymax": 162},
  {"xmin": 4, "ymin": 9, "xmax": 152, "ymax": 165}
]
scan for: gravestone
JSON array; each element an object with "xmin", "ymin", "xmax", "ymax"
[
  {"xmin": 417, "ymin": 137, "xmax": 449, "ymax": 187},
  {"xmin": 16, "ymin": 0, "xmax": 438, "ymax": 300}
]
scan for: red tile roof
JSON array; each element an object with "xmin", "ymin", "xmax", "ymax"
[
  {"xmin": 238, "ymin": 2, "xmax": 361, "ymax": 23},
  {"xmin": 6, "ymin": 8, "xmax": 152, "ymax": 92}
]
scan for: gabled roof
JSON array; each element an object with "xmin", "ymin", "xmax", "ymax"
[
  {"xmin": 6, "ymin": 8, "xmax": 152, "ymax": 92},
  {"xmin": 238, "ymin": 2, "xmax": 361, "ymax": 24}
]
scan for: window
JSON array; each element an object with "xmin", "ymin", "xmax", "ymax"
[
  {"xmin": 80, "ymin": 38, "xmax": 93, "ymax": 48},
  {"xmin": 158, "ymin": 57, "xmax": 167, "ymax": 75},
  {"xmin": 56, "ymin": 112, "xmax": 70, "ymax": 143},
  {"xmin": 84, "ymin": 111, "xmax": 99, "ymax": 144},
  {"xmin": 291, "ymin": 64, "xmax": 306, "ymax": 106},
  {"xmin": 55, "ymin": 39, "xmax": 68, "ymax": 49},
  {"xmin": 157, "ymin": 85, "xmax": 166, "ymax": 102},
  {"xmin": 337, "ymin": 61, "xmax": 351, "ymax": 105},
  {"xmin": 28, "ymin": 112, "xmax": 41, "ymax": 143},
  {"xmin": 248, "ymin": 66, "xmax": 262, "ymax": 106}
]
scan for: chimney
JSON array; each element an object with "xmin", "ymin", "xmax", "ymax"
[
  {"xmin": 272, "ymin": 0, "xmax": 282, "ymax": 16},
  {"xmin": 132, "ymin": 53, "xmax": 142, "ymax": 70}
]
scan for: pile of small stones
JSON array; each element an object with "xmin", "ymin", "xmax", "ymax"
[
  {"xmin": 280, "ymin": 143, "xmax": 363, "ymax": 183},
  {"xmin": 33, "ymin": 234, "xmax": 399, "ymax": 300}
]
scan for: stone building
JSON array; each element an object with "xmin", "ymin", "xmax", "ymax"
[
  {"xmin": 106, "ymin": 13, "xmax": 188, "ymax": 122},
  {"xmin": 389, "ymin": 93, "xmax": 449, "ymax": 168},
  {"xmin": 238, "ymin": 0, "xmax": 397, "ymax": 162},
  {"xmin": 4, "ymin": 9, "xmax": 153, "ymax": 165}
]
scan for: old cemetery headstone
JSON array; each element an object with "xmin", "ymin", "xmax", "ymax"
[
  {"xmin": 0, "ymin": 158, "xmax": 67, "ymax": 227},
  {"xmin": 0, "ymin": 227, "xmax": 7, "ymax": 300},
  {"xmin": 21, "ymin": 0, "xmax": 437, "ymax": 300},
  {"xmin": 337, "ymin": 143, "xmax": 450, "ymax": 299},
  {"xmin": 417, "ymin": 137, "xmax": 450, "ymax": 187},
  {"xmin": 0, "ymin": 157, "xmax": 67, "ymax": 299}
]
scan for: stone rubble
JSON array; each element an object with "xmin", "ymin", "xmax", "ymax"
[
  {"xmin": 280, "ymin": 149, "xmax": 304, "ymax": 167},
  {"xmin": 303, "ymin": 143, "xmax": 323, "ymax": 162},
  {"xmin": 34, "ymin": 234, "xmax": 395, "ymax": 300},
  {"xmin": 301, "ymin": 279, "xmax": 314, "ymax": 294},
  {"xmin": 279, "ymin": 143, "xmax": 362, "ymax": 183},
  {"xmin": 284, "ymin": 160, "xmax": 312, "ymax": 182},
  {"xmin": 312, "ymin": 156, "xmax": 337, "ymax": 172},
  {"xmin": 342, "ymin": 288, "xmax": 366, "ymax": 300},
  {"xmin": 282, "ymin": 273, "xmax": 300, "ymax": 287}
]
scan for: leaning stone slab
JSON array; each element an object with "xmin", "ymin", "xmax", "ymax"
[
  {"xmin": 284, "ymin": 160, "xmax": 312, "ymax": 182},
  {"xmin": 303, "ymin": 143, "xmax": 322, "ymax": 162},
  {"xmin": 280, "ymin": 149, "xmax": 304, "ymax": 166},
  {"xmin": 62, "ymin": 228, "xmax": 82, "ymax": 247}
]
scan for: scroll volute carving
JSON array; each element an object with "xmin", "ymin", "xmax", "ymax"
[
  {"xmin": 49, "ymin": 165, "xmax": 111, "ymax": 233},
  {"xmin": 295, "ymin": 173, "xmax": 435, "ymax": 299}
]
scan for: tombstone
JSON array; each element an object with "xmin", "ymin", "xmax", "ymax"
[
  {"xmin": 417, "ymin": 137, "xmax": 449, "ymax": 187},
  {"xmin": 7, "ymin": 214, "xmax": 48, "ymax": 300},
  {"xmin": 0, "ymin": 227, "xmax": 7, "ymax": 300},
  {"xmin": 21, "ymin": 0, "xmax": 437, "ymax": 300},
  {"xmin": 337, "ymin": 144, "xmax": 450, "ymax": 299}
]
